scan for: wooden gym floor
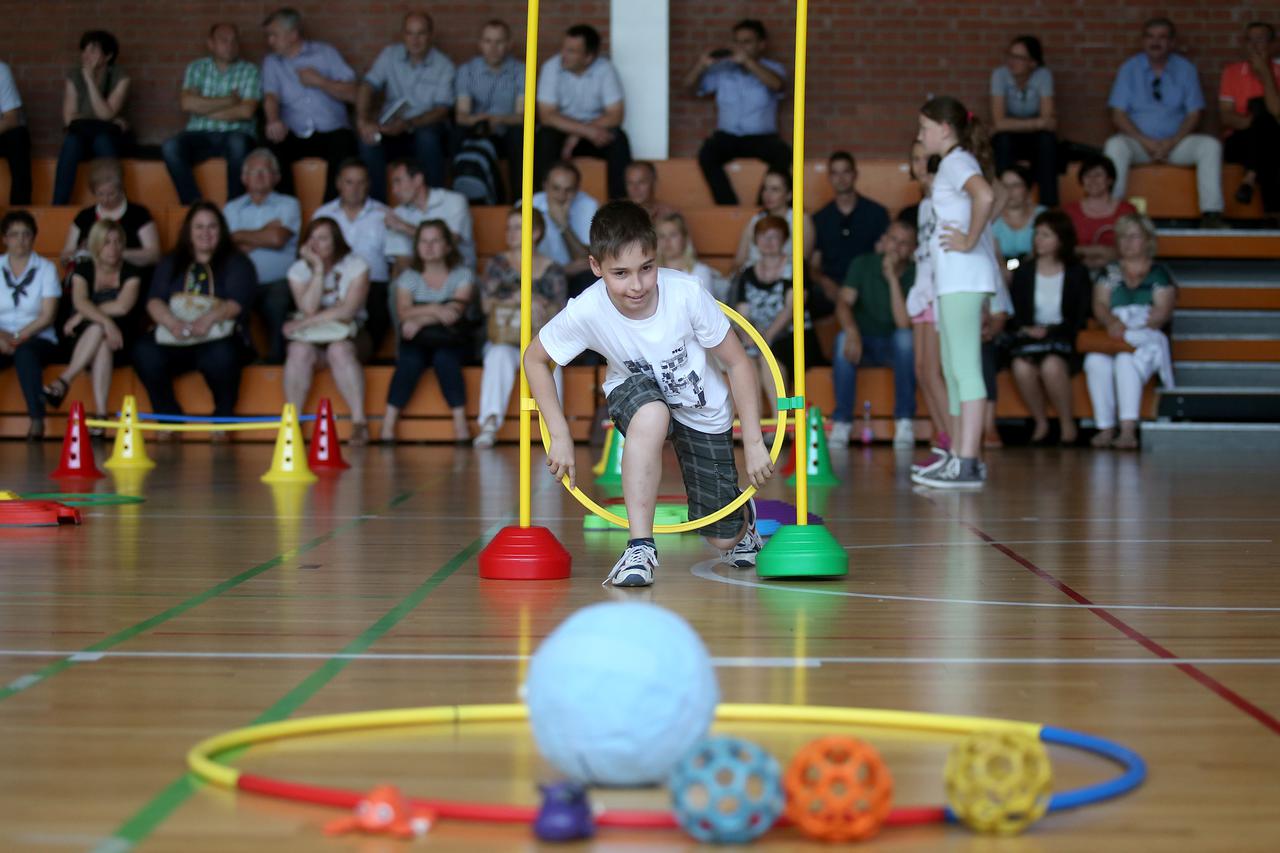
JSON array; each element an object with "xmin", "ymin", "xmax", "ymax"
[{"xmin": 1, "ymin": 439, "xmax": 1278, "ymax": 851}]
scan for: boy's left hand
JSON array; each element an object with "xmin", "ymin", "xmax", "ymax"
[{"xmin": 743, "ymin": 436, "xmax": 774, "ymax": 488}]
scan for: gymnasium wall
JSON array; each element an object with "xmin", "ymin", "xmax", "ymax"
[{"xmin": 0, "ymin": 0, "xmax": 1275, "ymax": 160}]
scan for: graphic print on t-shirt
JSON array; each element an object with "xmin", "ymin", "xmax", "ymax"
[{"xmin": 660, "ymin": 344, "xmax": 707, "ymax": 409}]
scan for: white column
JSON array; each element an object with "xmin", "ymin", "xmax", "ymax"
[{"xmin": 610, "ymin": 0, "xmax": 669, "ymax": 159}]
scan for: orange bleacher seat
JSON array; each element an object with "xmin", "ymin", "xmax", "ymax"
[
  {"xmin": 13, "ymin": 206, "xmax": 80, "ymax": 258},
  {"xmin": 472, "ymin": 205, "xmax": 511, "ymax": 257},
  {"xmin": 26, "ymin": 158, "xmax": 92, "ymax": 206},
  {"xmin": 683, "ymin": 206, "xmax": 757, "ymax": 260},
  {"xmin": 572, "ymin": 157, "xmax": 607, "ymax": 201},
  {"xmin": 653, "ymin": 159, "xmax": 715, "ymax": 208},
  {"xmin": 726, "ymin": 159, "xmax": 768, "ymax": 207},
  {"xmin": 293, "ymin": 158, "xmax": 329, "ymax": 222},
  {"xmin": 193, "ymin": 160, "xmax": 230, "ymax": 206},
  {"xmin": 162, "ymin": 206, "xmax": 190, "ymax": 252}
]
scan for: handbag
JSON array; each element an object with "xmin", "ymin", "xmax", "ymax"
[
  {"xmin": 486, "ymin": 302, "xmax": 521, "ymax": 347},
  {"xmin": 155, "ymin": 264, "xmax": 235, "ymax": 346},
  {"xmin": 285, "ymin": 312, "xmax": 358, "ymax": 344}
]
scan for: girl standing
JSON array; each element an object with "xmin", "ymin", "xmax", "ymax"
[{"xmin": 913, "ymin": 97, "xmax": 1001, "ymax": 489}]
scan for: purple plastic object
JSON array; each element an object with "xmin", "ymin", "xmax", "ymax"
[
  {"xmin": 753, "ymin": 498, "xmax": 822, "ymax": 527},
  {"xmin": 534, "ymin": 781, "xmax": 595, "ymax": 842}
]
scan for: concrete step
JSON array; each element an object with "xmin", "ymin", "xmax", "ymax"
[
  {"xmin": 1142, "ymin": 421, "xmax": 1280, "ymax": 453},
  {"xmin": 1174, "ymin": 361, "xmax": 1280, "ymax": 387},
  {"xmin": 1156, "ymin": 387, "xmax": 1280, "ymax": 422},
  {"xmin": 1173, "ymin": 309, "xmax": 1280, "ymax": 337}
]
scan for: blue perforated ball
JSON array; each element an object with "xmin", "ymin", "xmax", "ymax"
[
  {"xmin": 670, "ymin": 736, "xmax": 784, "ymax": 843},
  {"xmin": 524, "ymin": 602, "xmax": 719, "ymax": 786}
]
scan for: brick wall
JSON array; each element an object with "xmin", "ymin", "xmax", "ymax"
[{"xmin": 2, "ymin": 0, "xmax": 1277, "ymax": 162}]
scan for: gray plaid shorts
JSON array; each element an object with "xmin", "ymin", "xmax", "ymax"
[{"xmin": 606, "ymin": 374, "xmax": 745, "ymax": 540}]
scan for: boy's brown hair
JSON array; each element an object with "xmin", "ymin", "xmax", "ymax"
[{"xmin": 588, "ymin": 200, "xmax": 657, "ymax": 266}]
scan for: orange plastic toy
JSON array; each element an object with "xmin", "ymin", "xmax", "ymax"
[
  {"xmin": 323, "ymin": 785, "xmax": 437, "ymax": 839},
  {"xmin": 783, "ymin": 735, "xmax": 894, "ymax": 842}
]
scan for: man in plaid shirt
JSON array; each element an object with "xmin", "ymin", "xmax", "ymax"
[{"xmin": 162, "ymin": 23, "xmax": 261, "ymax": 204}]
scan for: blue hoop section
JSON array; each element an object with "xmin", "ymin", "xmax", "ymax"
[{"xmin": 942, "ymin": 724, "xmax": 1147, "ymax": 823}]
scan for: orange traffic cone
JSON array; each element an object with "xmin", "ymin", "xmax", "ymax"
[
  {"xmin": 308, "ymin": 398, "xmax": 349, "ymax": 472},
  {"xmin": 51, "ymin": 402, "xmax": 103, "ymax": 480}
]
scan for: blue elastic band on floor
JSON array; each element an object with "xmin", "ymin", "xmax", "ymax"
[{"xmin": 131, "ymin": 413, "xmax": 317, "ymax": 423}]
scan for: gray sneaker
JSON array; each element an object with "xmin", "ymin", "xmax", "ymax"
[
  {"xmin": 913, "ymin": 456, "xmax": 985, "ymax": 490},
  {"xmin": 603, "ymin": 541, "xmax": 659, "ymax": 587},
  {"xmin": 720, "ymin": 498, "xmax": 763, "ymax": 569}
]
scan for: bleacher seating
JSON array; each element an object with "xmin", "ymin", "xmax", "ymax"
[{"xmin": 1, "ymin": 155, "xmax": 1273, "ymax": 440}]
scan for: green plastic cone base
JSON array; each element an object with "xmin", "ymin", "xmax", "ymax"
[
  {"xmin": 583, "ymin": 502, "xmax": 688, "ymax": 530},
  {"xmin": 755, "ymin": 524, "xmax": 849, "ymax": 578}
]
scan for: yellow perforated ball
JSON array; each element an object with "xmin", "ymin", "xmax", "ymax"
[{"xmin": 944, "ymin": 732, "xmax": 1052, "ymax": 835}]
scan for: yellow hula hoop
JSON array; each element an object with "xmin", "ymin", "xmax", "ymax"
[
  {"xmin": 537, "ymin": 301, "xmax": 790, "ymax": 535},
  {"xmin": 188, "ymin": 702, "xmax": 1040, "ymax": 789}
]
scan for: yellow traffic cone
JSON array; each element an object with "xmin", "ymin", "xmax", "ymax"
[
  {"xmin": 0, "ymin": 490, "xmax": 20, "ymax": 500},
  {"xmin": 104, "ymin": 395, "xmax": 156, "ymax": 471},
  {"xmin": 261, "ymin": 403, "xmax": 317, "ymax": 484},
  {"xmin": 591, "ymin": 425, "xmax": 616, "ymax": 476}
]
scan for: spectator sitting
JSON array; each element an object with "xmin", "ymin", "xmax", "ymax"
[
  {"xmin": 683, "ymin": 18, "xmax": 789, "ymax": 206},
  {"xmin": 357, "ymin": 11, "xmax": 455, "ymax": 201},
  {"xmin": 381, "ymin": 221, "xmax": 475, "ymax": 443},
  {"xmin": 830, "ymin": 219, "xmax": 917, "ymax": 448},
  {"xmin": 655, "ymin": 211, "xmax": 729, "ymax": 302},
  {"xmin": 454, "ymin": 18, "xmax": 525, "ymax": 202},
  {"xmin": 733, "ymin": 167, "xmax": 815, "ymax": 273},
  {"xmin": 312, "ymin": 159, "xmax": 391, "ymax": 351},
  {"xmin": 224, "ymin": 148, "xmax": 301, "ymax": 364},
  {"xmin": 162, "ymin": 23, "xmax": 260, "ymax": 205},
  {"xmin": 59, "ymin": 158, "xmax": 160, "ymax": 273},
  {"xmin": 1084, "ymin": 213, "xmax": 1175, "ymax": 449},
  {"xmin": 531, "ymin": 160, "xmax": 598, "ymax": 297},
  {"xmin": 1219, "ymin": 21, "xmax": 1280, "ymax": 215},
  {"xmin": 384, "ymin": 158, "xmax": 474, "ymax": 278},
  {"xmin": 1103, "ymin": 17, "xmax": 1224, "ymax": 228},
  {"xmin": 1065, "ymin": 154, "xmax": 1137, "ymax": 271},
  {"xmin": 282, "ymin": 217, "xmax": 371, "ymax": 445},
  {"xmin": 1007, "ymin": 210, "xmax": 1092, "ymax": 445},
  {"xmin": 810, "ymin": 151, "xmax": 890, "ymax": 319},
  {"xmin": 992, "ymin": 165, "xmax": 1046, "ymax": 271},
  {"xmin": 534, "ymin": 24, "xmax": 632, "ymax": 199},
  {"xmin": 0, "ymin": 211, "xmax": 60, "ymax": 440},
  {"xmin": 53, "ymin": 30, "xmax": 131, "ymax": 206},
  {"xmin": 41, "ymin": 220, "xmax": 142, "ymax": 432},
  {"xmin": 131, "ymin": 202, "xmax": 256, "ymax": 433},
  {"xmin": 473, "ymin": 207, "xmax": 567, "ymax": 448},
  {"xmin": 261, "ymin": 7, "xmax": 358, "ymax": 202},
  {"xmin": 991, "ymin": 35, "xmax": 1059, "ymax": 207},
  {"xmin": 625, "ymin": 161, "xmax": 678, "ymax": 221},
  {"xmin": 732, "ymin": 215, "xmax": 814, "ymax": 424},
  {"xmin": 0, "ymin": 59, "xmax": 32, "ymax": 205}
]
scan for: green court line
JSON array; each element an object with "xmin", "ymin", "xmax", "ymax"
[
  {"xmin": 0, "ymin": 490, "xmax": 416, "ymax": 703},
  {"xmin": 94, "ymin": 519, "xmax": 506, "ymax": 852}
]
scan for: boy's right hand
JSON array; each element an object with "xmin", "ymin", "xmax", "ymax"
[{"xmin": 547, "ymin": 432, "xmax": 576, "ymax": 490}]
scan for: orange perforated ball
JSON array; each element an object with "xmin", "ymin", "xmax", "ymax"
[{"xmin": 783, "ymin": 735, "xmax": 894, "ymax": 841}]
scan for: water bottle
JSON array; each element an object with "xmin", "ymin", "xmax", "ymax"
[{"xmin": 861, "ymin": 400, "xmax": 874, "ymax": 445}]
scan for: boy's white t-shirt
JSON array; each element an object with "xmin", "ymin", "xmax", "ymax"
[
  {"xmin": 537, "ymin": 268, "xmax": 735, "ymax": 433},
  {"xmin": 930, "ymin": 148, "xmax": 1000, "ymax": 296}
]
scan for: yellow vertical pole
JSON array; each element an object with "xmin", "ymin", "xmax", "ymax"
[
  {"xmin": 791, "ymin": 0, "xmax": 809, "ymax": 525},
  {"xmin": 518, "ymin": 0, "xmax": 541, "ymax": 529}
]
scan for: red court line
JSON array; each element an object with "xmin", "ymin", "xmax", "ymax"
[{"xmin": 962, "ymin": 522, "xmax": 1280, "ymax": 736}]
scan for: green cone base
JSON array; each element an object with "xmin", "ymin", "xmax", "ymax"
[
  {"xmin": 755, "ymin": 524, "xmax": 849, "ymax": 578},
  {"xmin": 583, "ymin": 503, "xmax": 688, "ymax": 530}
]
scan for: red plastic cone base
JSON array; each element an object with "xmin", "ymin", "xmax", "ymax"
[
  {"xmin": 308, "ymin": 398, "xmax": 349, "ymax": 472},
  {"xmin": 0, "ymin": 500, "xmax": 82, "ymax": 527},
  {"xmin": 479, "ymin": 526, "xmax": 572, "ymax": 580},
  {"xmin": 51, "ymin": 402, "xmax": 103, "ymax": 480}
]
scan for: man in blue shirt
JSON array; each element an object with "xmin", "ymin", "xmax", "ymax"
[
  {"xmin": 224, "ymin": 148, "xmax": 301, "ymax": 363},
  {"xmin": 456, "ymin": 19, "xmax": 525, "ymax": 202},
  {"xmin": 1103, "ymin": 17, "xmax": 1224, "ymax": 226},
  {"xmin": 534, "ymin": 24, "xmax": 632, "ymax": 200},
  {"xmin": 683, "ymin": 19, "xmax": 789, "ymax": 205},
  {"xmin": 261, "ymin": 7, "xmax": 358, "ymax": 203},
  {"xmin": 356, "ymin": 12, "xmax": 455, "ymax": 202}
]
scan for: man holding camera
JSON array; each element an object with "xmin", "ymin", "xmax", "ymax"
[{"xmin": 683, "ymin": 18, "xmax": 790, "ymax": 205}]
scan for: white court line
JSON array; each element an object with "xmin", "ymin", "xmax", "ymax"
[
  {"xmin": 689, "ymin": 558, "xmax": 1280, "ymax": 612},
  {"xmin": 3, "ymin": 649, "xmax": 1280, "ymax": 668}
]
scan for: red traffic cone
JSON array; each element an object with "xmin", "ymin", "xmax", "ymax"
[
  {"xmin": 307, "ymin": 398, "xmax": 349, "ymax": 472},
  {"xmin": 51, "ymin": 401, "xmax": 103, "ymax": 480}
]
